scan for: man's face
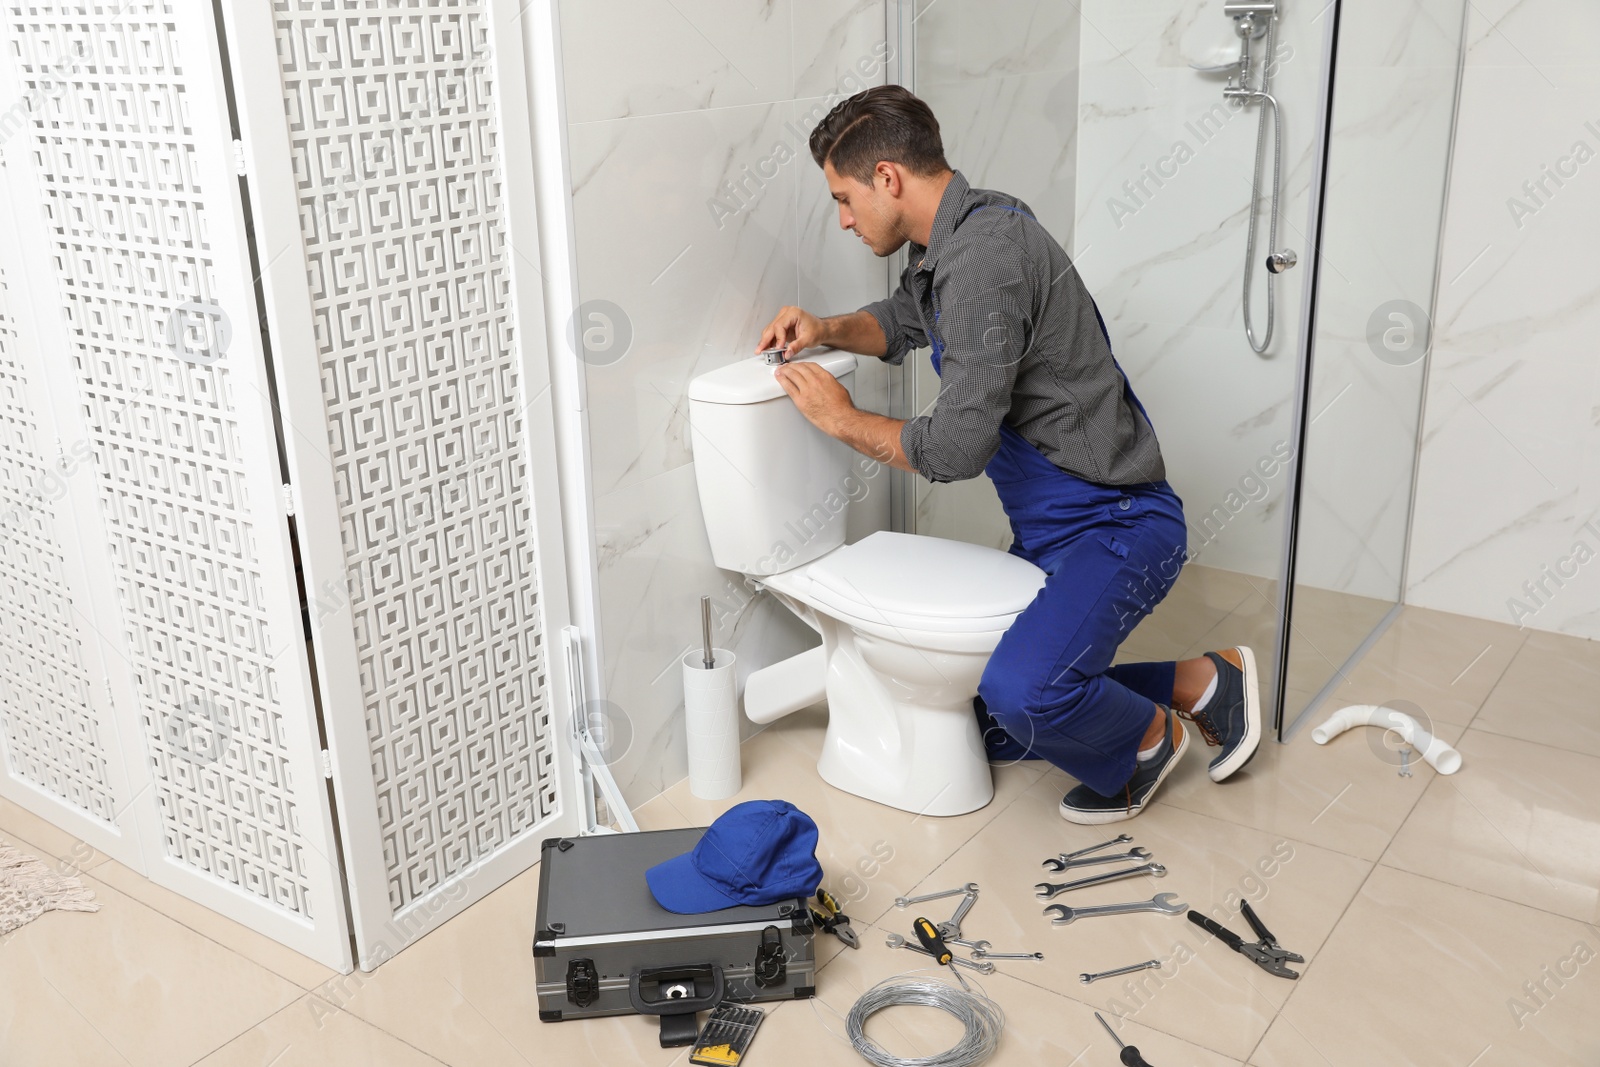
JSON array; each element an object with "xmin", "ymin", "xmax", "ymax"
[{"xmin": 824, "ymin": 161, "xmax": 906, "ymax": 258}]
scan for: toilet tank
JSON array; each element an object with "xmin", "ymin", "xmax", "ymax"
[{"xmin": 688, "ymin": 350, "xmax": 859, "ymax": 576}]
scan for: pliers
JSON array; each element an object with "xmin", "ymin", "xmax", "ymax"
[
  {"xmin": 811, "ymin": 888, "xmax": 860, "ymax": 949},
  {"xmin": 1187, "ymin": 901, "xmax": 1304, "ymax": 979}
]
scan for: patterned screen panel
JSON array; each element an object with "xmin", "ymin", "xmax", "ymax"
[
  {"xmin": 7, "ymin": 2, "xmax": 314, "ymax": 915},
  {"xmin": 272, "ymin": 0, "xmax": 558, "ymax": 910},
  {"xmin": 0, "ymin": 265, "xmax": 117, "ymax": 823}
]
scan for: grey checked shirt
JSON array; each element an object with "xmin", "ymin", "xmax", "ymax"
[{"xmin": 862, "ymin": 171, "xmax": 1166, "ymax": 487}]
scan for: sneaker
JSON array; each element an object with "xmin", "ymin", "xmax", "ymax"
[
  {"xmin": 1059, "ymin": 705, "xmax": 1189, "ymax": 824},
  {"xmin": 1177, "ymin": 647, "xmax": 1261, "ymax": 783}
]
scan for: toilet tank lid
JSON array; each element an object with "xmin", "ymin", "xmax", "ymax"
[
  {"xmin": 806, "ymin": 531, "xmax": 1047, "ymax": 621},
  {"xmin": 688, "ymin": 349, "xmax": 857, "ymax": 405}
]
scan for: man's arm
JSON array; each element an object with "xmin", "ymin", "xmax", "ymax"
[
  {"xmin": 757, "ymin": 307, "xmax": 888, "ymax": 359},
  {"xmin": 774, "ymin": 361, "xmax": 913, "ymax": 472},
  {"xmin": 858, "ymin": 261, "xmax": 928, "ymax": 365},
  {"xmin": 819, "ymin": 310, "xmax": 890, "ymax": 357},
  {"xmin": 774, "ymin": 239, "xmax": 1032, "ymax": 481},
  {"xmin": 757, "ymin": 261, "xmax": 927, "ymax": 362},
  {"xmin": 825, "ymin": 408, "xmax": 912, "ymax": 472}
]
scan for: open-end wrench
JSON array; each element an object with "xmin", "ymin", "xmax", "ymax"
[
  {"xmin": 1035, "ymin": 862, "xmax": 1166, "ymax": 900},
  {"xmin": 1043, "ymin": 892, "xmax": 1188, "ymax": 925},
  {"xmin": 946, "ymin": 937, "xmax": 990, "ymax": 953},
  {"xmin": 1080, "ymin": 959, "xmax": 1161, "ymax": 985},
  {"xmin": 1041, "ymin": 846, "xmax": 1154, "ymax": 873},
  {"xmin": 885, "ymin": 933, "xmax": 996, "ymax": 974},
  {"xmin": 937, "ymin": 886, "xmax": 979, "ymax": 938},
  {"xmin": 895, "ymin": 882, "xmax": 978, "ymax": 909}
]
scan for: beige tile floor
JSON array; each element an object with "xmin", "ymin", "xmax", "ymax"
[{"xmin": 3, "ymin": 603, "xmax": 1598, "ymax": 1066}]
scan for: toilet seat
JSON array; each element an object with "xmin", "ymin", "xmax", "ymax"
[{"xmin": 762, "ymin": 531, "xmax": 1047, "ymax": 646}]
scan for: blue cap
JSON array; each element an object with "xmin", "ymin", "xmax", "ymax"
[{"xmin": 646, "ymin": 800, "xmax": 824, "ymax": 914}]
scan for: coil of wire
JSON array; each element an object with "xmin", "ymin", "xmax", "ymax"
[{"xmin": 845, "ymin": 975, "xmax": 1005, "ymax": 1067}]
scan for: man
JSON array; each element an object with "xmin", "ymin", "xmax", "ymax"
[{"xmin": 755, "ymin": 85, "xmax": 1261, "ymax": 823}]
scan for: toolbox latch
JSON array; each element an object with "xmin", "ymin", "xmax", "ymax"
[
  {"xmin": 566, "ymin": 958, "xmax": 599, "ymax": 1008},
  {"xmin": 753, "ymin": 925, "xmax": 786, "ymax": 988}
]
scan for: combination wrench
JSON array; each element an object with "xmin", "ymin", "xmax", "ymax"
[
  {"xmin": 1080, "ymin": 959, "xmax": 1162, "ymax": 985},
  {"xmin": 1043, "ymin": 892, "xmax": 1188, "ymax": 925},
  {"xmin": 1041, "ymin": 847, "xmax": 1154, "ymax": 873},
  {"xmin": 895, "ymin": 882, "xmax": 978, "ymax": 909},
  {"xmin": 972, "ymin": 946, "xmax": 1043, "ymax": 961},
  {"xmin": 885, "ymin": 933, "xmax": 996, "ymax": 974},
  {"xmin": 1035, "ymin": 862, "xmax": 1166, "ymax": 900},
  {"xmin": 1058, "ymin": 834, "xmax": 1133, "ymax": 861}
]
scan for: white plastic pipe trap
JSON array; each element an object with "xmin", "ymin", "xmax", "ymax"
[{"xmin": 1310, "ymin": 704, "xmax": 1462, "ymax": 775}]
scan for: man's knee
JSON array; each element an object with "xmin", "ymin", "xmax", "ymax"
[
  {"xmin": 1107, "ymin": 540, "xmax": 1187, "ymax": 643},
  {"xmin": 977, "ymin": 667, "xmax": 1020, "ymax": 723},
  {"xmin": 979, "ymin": 655, "xmax": 1093, "ymax": 724}
]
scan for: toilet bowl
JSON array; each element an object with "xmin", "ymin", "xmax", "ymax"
[
  {"xmin": 688, "ymin": 350, "xmax": 1046, "ymax": 816},
  {"xmin": 752, "ymin": 531, "xmax": 1045, "ymax": 816}
]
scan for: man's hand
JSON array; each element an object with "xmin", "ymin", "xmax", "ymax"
[
  {"xmin": 757, "ymin": 307, "xmax": 890, "ymax": 359},
  {"xmin": 774, "ymin": 360, "xmax": 853, "ymax": 432},
  {"xmin": 758, "ymin": 306, "xmax": 826, "ymax": 359},
  {"xmin": 776, "ymin": 361, "xmax": 915, "ymax": 472}
]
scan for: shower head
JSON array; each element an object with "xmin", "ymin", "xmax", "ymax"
[{"xmin": 1225, "ymin": 0, "xmax": 1277, "ymax": 39}]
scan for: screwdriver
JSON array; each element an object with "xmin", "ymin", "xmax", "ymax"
[
  {"xmin": 1095, "ymin": 1012, "xmax": 1155, "ymax": 1066},
  {"xmin": 912, "ymin": 916, "xmax": 953, "ymax": 965}
]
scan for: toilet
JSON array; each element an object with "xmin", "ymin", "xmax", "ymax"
[{"xmin": 688, "ymin": 350, "xmax": 1047, "ymax": 816}]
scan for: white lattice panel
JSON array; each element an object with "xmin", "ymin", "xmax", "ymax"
[
  {"xmin": 261, "ymin": 0, "xmax": 567, "ymax": 919},
  {"xmin": 0, "ymin": 263, "xmax": 117, "ymax": 825},
  {"xmin": 1, "ymin": 0, "xmax": 350, "ymax": 966}
]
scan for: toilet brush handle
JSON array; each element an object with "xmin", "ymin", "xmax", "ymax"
[{"xmin": 700, "ymin": 595, "xmax": 714, "ymax": 669}]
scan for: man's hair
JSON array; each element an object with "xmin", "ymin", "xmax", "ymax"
[{"xmin": 808, "ymin": 85, "xmax": 950, "ymax": 183}]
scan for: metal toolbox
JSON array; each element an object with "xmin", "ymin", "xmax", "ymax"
[{"xmin": 533, "ymin": 828, "xmax": 816, "ymax": 1046}]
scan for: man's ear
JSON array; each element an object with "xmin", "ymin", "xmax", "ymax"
[{"xmin": 875, "ymin": 160, "xmax": 902, "ymax": 198}]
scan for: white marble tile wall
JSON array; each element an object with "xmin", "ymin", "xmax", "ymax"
[
  {"xmin": 1405, "ymin": 0, "xmax": 1600, "ymax": 639},
  {"xmin": 559, "ymin": 0, "xmax": 895, "ymax": 807},
  {"xmin": 911, "ymin": 0, "xmax": 1081, "ymax": 544},
  {"xmin": 1068, "ymin": 1, "xmax": 1333, "ymax": 584},
  {"xmin": 1292, "ymin": 0, "xmax": 1465, "ymax": 602}
]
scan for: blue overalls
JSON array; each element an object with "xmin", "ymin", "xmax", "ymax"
[{"xmin": 925, "ymin": 214, "xmax": 1191, "ymax": 797}]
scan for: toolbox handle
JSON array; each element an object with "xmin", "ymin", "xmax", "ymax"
[{"xmin": 627, "ymin": 963, "xmax": 726, "ymax": 1016}]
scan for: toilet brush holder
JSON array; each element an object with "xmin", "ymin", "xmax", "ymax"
[{"xmin": 682, "ymin": 648, "xmax": 740, "ymax": 800}]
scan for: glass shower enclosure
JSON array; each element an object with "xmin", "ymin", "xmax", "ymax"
[{"xmin": 891, "ymin": 0, "xmax": 1468, "ymax": 737}]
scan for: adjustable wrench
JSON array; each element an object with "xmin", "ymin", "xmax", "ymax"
[
  {"xmin": 937, "ymin": 885, "xmax": 979, "ymax": 938},
  {"xmin": 895, "ymin": 882, "xmax": 978, "ymax": 909},
  {"xmin": 1041, "ymin": 847, "xmax": 1154, "ymax": 873},
  {"xmin": 1043, "ymin": 892, "xmax": 1188, "ymax": 925},
  {"xmin": 885, "ymin": 933, "xmax": 996, "ymax": 974},
  {"xmin": 1035, "ymin": 862, "xmax": 1166, "ymax": 900}
]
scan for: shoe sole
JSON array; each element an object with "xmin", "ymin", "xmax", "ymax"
[
  {"xmin": 1060, "ymin": 715, "xmax": 1192, "ymax": 825},
  {"xmin": 1208, "ymin": 645, "xmax": 1261, "ymax": 782}
]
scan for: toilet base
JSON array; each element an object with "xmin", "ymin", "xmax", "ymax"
[
  {"xmin": 746, "ymin": 585, "xmax": 1008, "ymax": 818},
  {"xmin": 812, "ymin": 629, "xmax": 996, "ymax": 818},
  {"xmin": 814, "ymin": 708, "xmax": 995, "ymax": 818}
]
